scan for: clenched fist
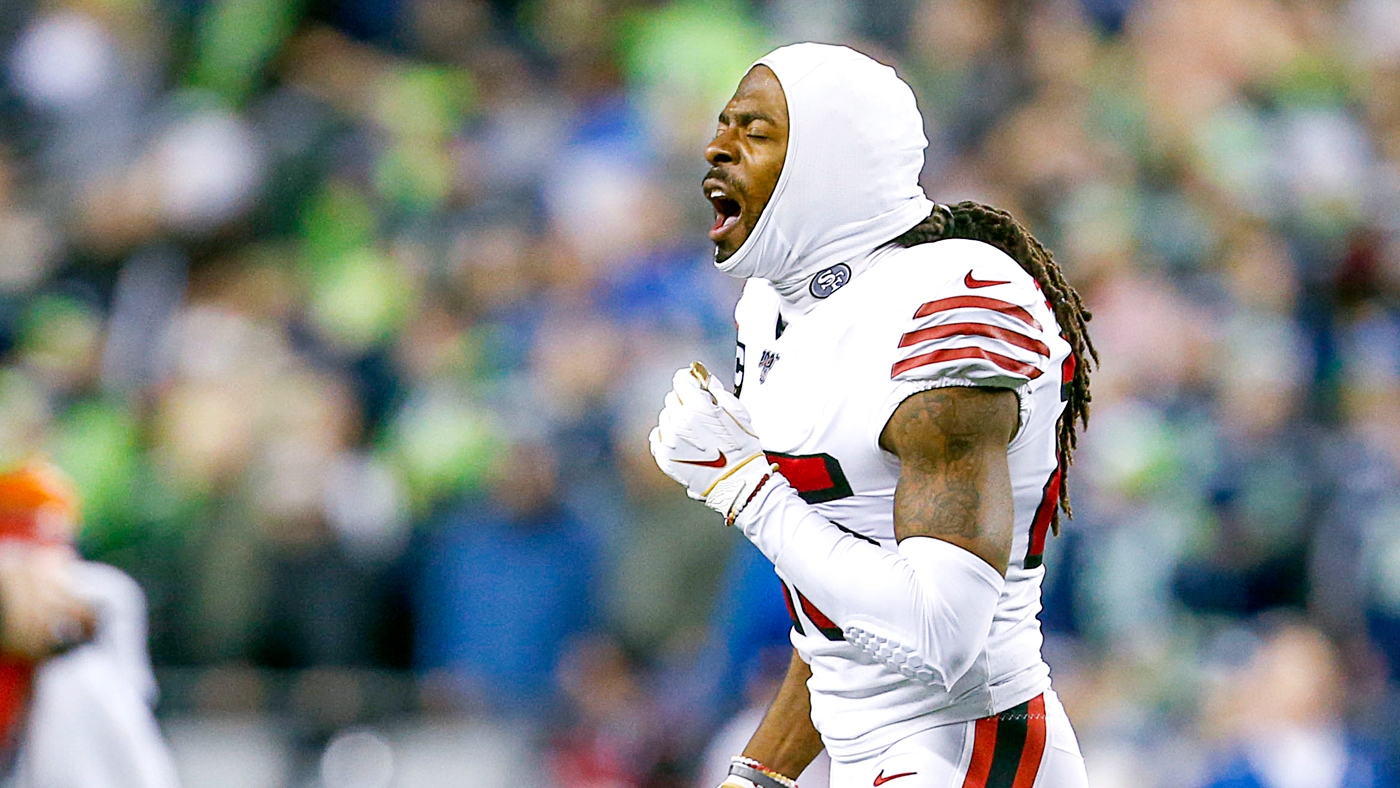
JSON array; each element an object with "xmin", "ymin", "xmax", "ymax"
[
  {"xmin": 649, "ymin": 362, "xmax": 776, "ymax": 525},
  {"xmin": 0, "ymin": 543, "xmax": 95, "ymax": 660}
]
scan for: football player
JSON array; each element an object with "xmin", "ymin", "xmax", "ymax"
[
  {"xmin": 0, "ymin": 463, "xmax": 178, "ymax": 785},
  {"xmin": 650, "ymin": 44, "xmax": 1096, "ymax": 788}
]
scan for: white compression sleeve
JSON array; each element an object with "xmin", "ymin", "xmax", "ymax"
[{"xmin": 736, "ymin": 476, "xmax": 1004, "ymax": 688}]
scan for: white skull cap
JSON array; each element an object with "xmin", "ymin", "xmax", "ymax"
[{"xmin": 715, "ymin": 43, "xmax": 934, "ymax": 292}]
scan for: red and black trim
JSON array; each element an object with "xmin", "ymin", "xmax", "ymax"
[
  {"xmin": 1058, "ymin": 347, "xmax": 1076, "ymax": 404},
  {"xmin": 1024, "ymin": 462, "xmax": 1062, "ymax": 570},
  {"xmin": 960, "ymin": 694, "xmax": 1048, "ymax": 788},
  {"xmin": 780, "ymin": 583, "xmax": 805, "ymax": 637},
  {"xmin": 765, "ymin": 451, "xmax": 854, "ymax": 504},
  {"xmin": 780, "ymin": 581, "xmax": 844, "ymax": 641},
  {"xmin": 797, "ymin": 590, "xmax": 844, "ymax": 641}
]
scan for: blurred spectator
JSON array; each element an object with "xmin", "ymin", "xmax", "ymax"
[
  {"xmin": 1196, "ymin": 621, "xmax": 1388, "ymax": 788},
  {"xmin": 547, "ymin": 635, "xmax": 675, "ymax": 788},
  {"xmin": 413, "ymin": 440, "xmax": 599, "ymax": 717}
]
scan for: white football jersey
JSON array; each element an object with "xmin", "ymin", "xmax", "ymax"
[{"xmin": 734, "ymin": 238, "xmax": 1072, "ymax": 761}]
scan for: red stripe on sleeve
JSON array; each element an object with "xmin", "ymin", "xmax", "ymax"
[
  {"xmin": 891, "ymin": 347, "xmax": 1044, "ymax": 380},
  {"xmin": 798, "ymin": 592, "xmax": 838, "ymax": 631},
  {"xmin": 913, "ymin": 297, "xmax": 1042, "ymax": 331},
  {"xmin": 1010, "ymin": 694, "xmax": 1048, "ymax": 788},
  {"xmin": 898, "ymin": 321, "xmax": 1050, "ymax": 356},
  {"xmin": 960, "ymin": 715, "xmax": 1000, "ymax": 788}
]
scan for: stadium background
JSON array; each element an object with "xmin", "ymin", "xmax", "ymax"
[{"xmin": 2, "ymin": 0, "xmax": 1400, "ymax": 785}]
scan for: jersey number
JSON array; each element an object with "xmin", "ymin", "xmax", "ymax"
[
  {"xmin": 764, "ymin": 451, "xmax": 854, "ymax": 504},
  {"xmin": 734, "ymin": 341, "xmax": 746, "ymax": 396},
  {"xmin": 1024, "ymin": 459, "xmax": 1061, "ymax": 569}
]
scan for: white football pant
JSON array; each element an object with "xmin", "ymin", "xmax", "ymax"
[{"xmin": 825, "ymin": 690, "xmax": 1087, "ymax": 788}]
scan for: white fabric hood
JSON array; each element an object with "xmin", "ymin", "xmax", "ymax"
[{"xmin": 716, "ymin": 43, "xmax": 934, "ymax": 305}]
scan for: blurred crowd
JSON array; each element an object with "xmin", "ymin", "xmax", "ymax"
[{"xmin": 1, "ymin": 0, "xmax": 1399, "ymax": 786}]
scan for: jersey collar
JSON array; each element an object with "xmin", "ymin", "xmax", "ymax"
[{"xmin": 769, "ymin": 243, "xmax": 898, "ymax": 319}]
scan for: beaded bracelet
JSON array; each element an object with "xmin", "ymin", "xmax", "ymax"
[
  {"xmin": 726, "ymin": 468, "xmax": 775, "ymax": 527},
  {"xmin": 729, "ymin": 755, "xmax": 798, "ymax": 788}
]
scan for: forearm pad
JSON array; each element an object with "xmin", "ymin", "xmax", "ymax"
[{"xmin": 736, "ymin": 476, "xmax": 1004, "ymax": 688}]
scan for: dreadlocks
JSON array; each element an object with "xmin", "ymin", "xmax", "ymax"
[{"xmin": 893, "ymin": 201, "xmax": 1097, "ymax": 530}]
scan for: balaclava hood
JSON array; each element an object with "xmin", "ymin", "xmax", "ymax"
[{"xmin": 715, "ymin": 43, "xmax": 934, "ymax": 309}]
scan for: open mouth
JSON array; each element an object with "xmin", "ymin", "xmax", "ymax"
[{"xmin": 707, "ymin": 186, "xmax": 743, "ymax": 243}]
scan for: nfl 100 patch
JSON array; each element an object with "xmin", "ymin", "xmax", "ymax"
[{"xmin": 758, "ymin": 349, "xmax": 779, "ymax": 383}]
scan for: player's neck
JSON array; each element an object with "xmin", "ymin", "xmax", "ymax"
[{"xmin": 766, "ymin": 243, "xmax": 895, "ymax": 318}]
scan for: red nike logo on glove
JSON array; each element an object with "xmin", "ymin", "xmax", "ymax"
[
  {"xmin": 675, "ymin": 452, "xmax": 726, "ymax": 468},
  {"xmin": 873, "ymin": 770, "xmax": 918, "ymax": 786},
  {"xmin": 965, "ymin": 271, "xmax": 1010, "ymax": 289}
]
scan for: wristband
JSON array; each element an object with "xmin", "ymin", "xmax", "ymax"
[{"xmin": 729, "ymin": 756, "xmax": 798, "ymax": 788}]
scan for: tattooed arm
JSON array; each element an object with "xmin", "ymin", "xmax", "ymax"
[{"xmin": 879, "ymin": 387, "xmax": 1018, "ymax": 574}]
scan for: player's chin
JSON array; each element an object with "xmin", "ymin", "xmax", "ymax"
[{"xmin": 711, "ymin": 222, "xmax": 752, "ymax": 262}]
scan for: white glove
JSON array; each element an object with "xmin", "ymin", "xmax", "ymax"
[
  {"xmin": 649, "ymin": 362, "xmax": 776, "ymax": 525},
  {"xmin": 720, "ymin": 778, "xmax": 758, "ymax": 788}
]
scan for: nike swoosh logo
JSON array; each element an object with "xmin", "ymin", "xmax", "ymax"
[
  {"xmin": 965, "ymin": 271, "xmax": 1010, "ymax": 289},
  {"xmin": 873, "ymin": 770, "xmax": 918, "ymax": 786},
  {"xmin": 675, "ymin": 452, "xmax": 726, "ymax": 468}
]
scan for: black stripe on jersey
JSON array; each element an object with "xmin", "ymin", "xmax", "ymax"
[
  {"xmin": 833, "ymin": 522, "xmax": 879, "ymax": 546},
  {"xmin": 985, "ymin": 699, "xmax": 1031, "ymax": 788},
  {"xmin": 780, "ymin": 582, "xmax": 805, "ymax": 636}
]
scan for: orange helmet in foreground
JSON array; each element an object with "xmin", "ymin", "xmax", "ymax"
[{"xmin": 0, "ymin": 462, "xmax": 79, "ymax": 546}]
